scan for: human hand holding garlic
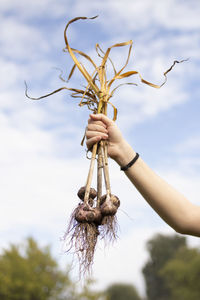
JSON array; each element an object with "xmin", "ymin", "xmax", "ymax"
[{"xmin": 86, "ymin": 113, "xmax": 136, "ymax": 167}]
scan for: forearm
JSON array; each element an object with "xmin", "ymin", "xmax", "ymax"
[{"xmin": 114, "ymin": 142, "xmax": 200, "ymax": 237}]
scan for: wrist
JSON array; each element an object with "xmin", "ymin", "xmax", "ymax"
[{"xmin": 113, "ymin": 140, "xmax": 136, "ymax": 167}]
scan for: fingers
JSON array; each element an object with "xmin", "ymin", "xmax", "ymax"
[
  {"xmin": 86, "ymin": 134, "xmax": 108, "ymax": 149},
  {"xmin": 86, "ymin": 114, "xmax": 113, "ymax": 149},
  {"xmin": 86, "ymin": 128, "xmax": 108, "ymax": 148},
  {"xmin": 86, "ymin": 136, "xmax": 101, "ymax": 150},
  {"xmin": 86, "ymin": 130, "xmax": 108, "ymax": 140},
  {"xmin": 88, "ymin": 118, "xmax": 107, "ymax": 129},
  {"xmin": 89, "ymin": 113, "xmax": 114, "ymax": 127},
  {"xmin": 86, "ymin": 116, "xmax": 109, "ymax": 149},
  {"xmin": 87, "ymin": 123, "xmax": 108, "ymax": 134}
]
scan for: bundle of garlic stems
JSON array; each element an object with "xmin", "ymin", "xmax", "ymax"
[{"xmin": 25, "ymin": 15, "xmax": 187, "ymax": 276}]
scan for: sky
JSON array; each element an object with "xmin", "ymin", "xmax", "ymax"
[{"xmin": 0, "ymin": 0, "xmax": 200, "ymax": 297}]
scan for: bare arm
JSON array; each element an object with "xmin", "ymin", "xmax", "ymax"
[{"xmin": 86, "ymin": 113, "xmax": 200, "ymax": 237}]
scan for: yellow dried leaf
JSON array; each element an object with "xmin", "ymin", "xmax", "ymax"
[{"xmin": 26, "ymin": 16, "xmax": 187, "ymax": 123}]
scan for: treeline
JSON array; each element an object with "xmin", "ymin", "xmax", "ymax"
[{"xmin": 0, "ymin": 234, "xmax": 200, "ymax": 300}]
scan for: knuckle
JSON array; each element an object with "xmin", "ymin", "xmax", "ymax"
[{"xmin": 100, "ymin": 121, "xmax": 106, "ymax": 128}]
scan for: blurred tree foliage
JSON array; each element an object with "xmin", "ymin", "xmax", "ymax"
[
  {"xmin": 0, "ymin": 237, "xmax": 107, "ymax": 300},
  {"xmin": 0, "ymin": 237, "xmax": 76, "ymax": 300},
  {"xmin": 160, "ymin": 246, "xmax": 200, "ymax": 300},
  {"xmin": 2, "ymin": 233, "xmax": 200, "ymax": 300},
  {"xmin": 105, "ymin": 283, "xmax": 142, "ymax": 300},
  {"xmin": 142, "ymin": 233, "xmax": 186, "ymax": 300}
]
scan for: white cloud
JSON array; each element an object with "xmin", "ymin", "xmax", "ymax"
[
  {"xmin": 156, "ymin": 167, "xmax": 200, "ymax": 206},
  {"xmin": 75, "ymin": 0, "xmax": 200, "ymax": 32},
  {"xmin": 0, "ymin": 0, "xmax": 70, "ymax": 19},
  {"xmin": 112, "ymin": 80, "xmax": 188, "ymax": 134},
  {"xmin": 153, "ymin": 0, "xmax": 200, "ymax": 30},
  {"xmin": 0, "ymin": 17, "xmax": 50, "ymax": 61},
  {"xmin": 175, "ymin": 136, "xmax": 200, "ymax": 154}
]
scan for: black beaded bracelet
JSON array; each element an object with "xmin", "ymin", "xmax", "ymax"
[{"xmin": 120, "ymin": 153, "xmax": 139, "ymax": 171}]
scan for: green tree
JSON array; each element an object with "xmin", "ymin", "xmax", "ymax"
[
  {"xmin": 160, "ymin": 246, "xmax": 200, "ymax": 300},
  {"xmin": 142, "ymin": 233, "xmax": 186, "ymax": 300},
  {"xmin": 0, "ymin": 237, "xmax": 75, "ymax": 300},
  {"xmin": 105, "ymin": 283, "xmax": 142, "ymax": 300}
]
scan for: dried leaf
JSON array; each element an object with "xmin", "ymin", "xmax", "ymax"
[
  {"xmin": 96, "ymin": 43, "xmax": 117, "ymax": 75},
  {"xmin": 67, "ymin": 64, "xmax": 76, "ymax": 81},
  {"xmin": 64, "ymin": 16, "xmax": 99, "ymax": 94},
  {"xmin": 26, "ymin": 16, "xmax": 187, "ymax": 122},
  {"xmin": 110, "ymin": 82, "xmax": 137, "ymax": 97},
  {"xmin": 25, "ymin": 81, "xmax": 69, "ymax": 100},
  {"xmin": 107, "ymin": 100, "xmax": 118, "ymax": 121}
]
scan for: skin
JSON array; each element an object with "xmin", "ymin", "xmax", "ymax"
[{"xmin": 86, "ymin": 113, "xmax": 200, "ymax": 237}]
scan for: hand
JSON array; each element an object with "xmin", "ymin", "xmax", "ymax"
[{"xmin": 86, "ymin": 114, "xmax": 135, "ymax": 165}]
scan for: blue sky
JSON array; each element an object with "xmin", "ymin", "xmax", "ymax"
[{"xmin": 1, "ymin": 0, "xmax": 200, "ymax": 296}]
